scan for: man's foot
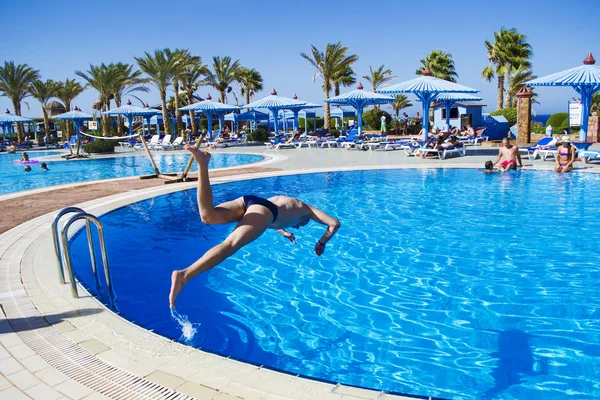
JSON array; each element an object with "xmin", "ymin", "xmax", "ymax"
[
  {"xmin": 169, "ymin": 270, "xmax": 185, "ymax": 308},
  {"xmin": 184, "ymin": 144, "xmax": 211, "ymax": 166}
]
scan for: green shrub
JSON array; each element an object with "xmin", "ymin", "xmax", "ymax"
[
  {"xmin": 362, "ymin": 109, "xmax": 392, "ymax": 130},
  {"xmin": 489, "ymin": 108, "xmax": 518, "ymax": 126},
  {"xmin": 83, "ymin": 139, "xmax": 117, "ymax": 153},
  {"xmin": 546, "ymin": 112, "xmax": 568, "ymax": 130},
  {"xmin": 247, "ymin": 128, "xmax": 269, "ymax": 142}
]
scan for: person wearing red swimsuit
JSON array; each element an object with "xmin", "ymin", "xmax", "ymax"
[{"xmin": 493, "ymin": 137, "xmax": 523, "ymax": 172}]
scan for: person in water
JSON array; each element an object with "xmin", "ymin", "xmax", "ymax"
[
  {"xmin": 40, "ymin": 162, "xmax": 49, "ymax": 171},
  {"xmin": 169, "ymin": 145, "xmax": 341, "ymax": 308},
  {"xmin": 23, "ymin": 165, "xmax": 31, "ymax": 172},
  {"xmin": 493, "ymin": 137, "xmax": 523, "ymax": 172},
  {"xmin": 554, "ymin": 135, "xmax": 577, "ymax": 173},
  {"xmin": 484, "ymin": 160, "xmax": 495, "ymax": 173},
  {"xmin": 21, "ymin": 152, "xmax": 29, "ymax": 161}
]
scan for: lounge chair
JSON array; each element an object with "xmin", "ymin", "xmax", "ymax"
[
  {"xmin": 151, "ymin": 134, "xmax": 171, "ymax": 150},
  {"xmin": 580, "ymin": 149, "xmax": 600, "ymax": 163},
  {"xmin": 169, "ymin": 136, "xmax": 184, "ymax": 150},
  {"xmin": 522, "ymin": 137, "xmax": 557, "ymax": 160},
  {"xmin": 265, "ymin": 134, "xmax": 301, "ymax": 150},
  {"xmin": 134, "ymin": 135, "xmax": 159, "ymax": 150},
  {"xmin": 322, "ymin": 128, "xmax": 359, "ymax": 148}
]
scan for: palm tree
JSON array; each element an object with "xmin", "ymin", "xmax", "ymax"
[
  {"xmin": 482, "ymin": 27, "xmax": 533, "ymax": 110},
  {"xmin": 507, "ymin": 67, "xmax": 537, "ymax": 107},
  {"xmin": 136, "ymin": 49, "xmax": 180, "ymax": 135},
  {"xmin": 363, "ymin": 65, "xmax": 396, "ymax": 92},
  {"xmin": 332, "ymin": 64, "xmax": 356, "ymax": 96},
  {"xmin": 0, "ymin": 61, "xmax": 40, "ymax": 140},
  {"xmin": 110, "ymin": 63, "xmax": 149, "ymax": 136},
  {"xmin": 28, "ymin": 79, "xmax": 59, "ymax": 142},
  {"xmin": 237, "ymin": 67, "xmax": 263, "ymax": 105},
  {"xmin": 300, "ymin": 42, "xmax": 359, "ymax": 129},
  {"xmin": 416, "ymin": 50, "xmax": 458, "ymax": 82},
  {"xmin": 204, "ymin": 56, "xmax": 242, "ymax": 103},
  {"xmin": 390, "ymin": 95, "xmax": 413, "ymax": 134},
  {"xmin": 168, "ymin": 49, "xmax": 200, "ymax": 135},
  {"xmin": 75, "ymin": 64, "xmax": 117, "ymax": 136},
  {"xmin": 180, "ymin": 63, "xmax": 208, "ymax": 135},
  {"xmin": 592, "ymin": 93, "xmax": 600, "ymax": 114},
  {"xmin": 56, "ymin": 79, "xmax": 85, "ymax": 139}
]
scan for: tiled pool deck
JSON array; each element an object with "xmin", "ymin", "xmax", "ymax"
[{"xmin": 2, "ymin": 144, "xmax": 599, "ymax": 399}]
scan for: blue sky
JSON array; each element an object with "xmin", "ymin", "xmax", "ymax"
[{"xmin": 0, "ymin": 0, "xmax": 598, "ymax": 119}]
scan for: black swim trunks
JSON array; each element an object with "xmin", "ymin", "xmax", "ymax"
[{"xmin": 242, "ymin": 195, "xmax": 278, "ymax": 222}]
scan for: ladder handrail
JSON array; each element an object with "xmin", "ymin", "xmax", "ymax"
[
  {"xmin": 52, "ymin": 207, "xmax": 86, "ymax": 284},
  {"xmin": 59, "ymin": 212, "xmax": 114, "ymax": 301}
]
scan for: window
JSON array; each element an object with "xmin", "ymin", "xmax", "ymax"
[{"xmin": 441, "ymin": 107, "xmax": 459, "ymax": 119}]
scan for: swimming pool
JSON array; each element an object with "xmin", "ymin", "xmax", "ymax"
[
  {"xmin": 69, "ymin": 169, "xmax": 600, "ymax": 399},
  {"xmin": 0, "ymin": 151, "xmax": 263, "ymax": 195}
]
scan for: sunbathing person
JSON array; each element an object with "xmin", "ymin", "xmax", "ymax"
[
  {"xmin": 554, "ymin": 135, "xmax": 577, "ymax": 173},
  {"xmin": 439, "ymin": 135, "xmax": 461, "ymax": 149},
  {"xmin": 467, "ymin": 124, "xmax": 476, "ymax": 136},
  {"xmin": 493, "ymin": 137, "xmax": 523, "ymax": 172},
  {"xmin": 169, "ymin": 145, "xmax": 341, "ymax": 308}
]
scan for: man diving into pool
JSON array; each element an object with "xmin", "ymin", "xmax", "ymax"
[{"xmin": 169, "ymin": 145, "xmax": 341, "ymax": 308}]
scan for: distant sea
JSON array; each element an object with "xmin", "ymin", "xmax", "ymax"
[{"xmin": 532, "ymin": 114, "xmax": 551, "ymax": 125}]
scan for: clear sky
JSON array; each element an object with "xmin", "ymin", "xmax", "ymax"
[{"xmin": 0, "ymin": 0, "xmax": 598, "ymax": 119}]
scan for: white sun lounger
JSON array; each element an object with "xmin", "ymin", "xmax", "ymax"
[{"xmin": 415, "ymin": 145, "xmax": 466, "ymax": 160}]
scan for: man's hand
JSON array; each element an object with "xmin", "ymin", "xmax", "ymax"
[
  {"xmin": 314, "ymin": 242, "xmax": 325, "ymax": 256},
  {"xmin": 282, "ymin": 231, "xmax": 296, "ymax": 244}
]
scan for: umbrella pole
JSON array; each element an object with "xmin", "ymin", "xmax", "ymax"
[
  {"xmin": 139, "ymin": 134, "xmax": 161, "ymax": 176},
  {"xmin": 445, "ymin": 103, "xmax": 451, "ymax": 132}
]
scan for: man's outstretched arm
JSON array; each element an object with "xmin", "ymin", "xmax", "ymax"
[{"xmin": 307, "ymin": 204, "xmax": 341, "ymax": 255}]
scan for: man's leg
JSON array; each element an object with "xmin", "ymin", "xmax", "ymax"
[
  {"xmin": 185, "ymin": 145, "xmax": 245, "ymax": 224},
  {"xmin": 169, "ymin": 209, "xmax": 271, "ymax": 308}
]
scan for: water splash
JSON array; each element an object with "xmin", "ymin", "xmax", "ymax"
[{"xmin": 170, "ymin": 308, "xmax": 201, "ymax": 342}]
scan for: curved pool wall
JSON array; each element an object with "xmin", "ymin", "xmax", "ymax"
[
  {"xmin": 68, "ymin": 169, "xmax": 600, "ymax": 400},
  {"xmin": 0, "ymin": 152, "xmax": 263, "ymax": 195}
]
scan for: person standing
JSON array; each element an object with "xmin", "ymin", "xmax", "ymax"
[
  {"xmin": 403, "ymin": 113, "xmax": 410, "ymax": 135},
  {"xmin": 380, "ymin": 115, "xmax": 387, "ymax": 134}
]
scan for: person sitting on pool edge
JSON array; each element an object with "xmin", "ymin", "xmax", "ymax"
[
  {"xmin": 493, "ymin": 137, "xmax": 523, "ymax": 172},
  {"xmin": 169, "ymin": 145, "xmax": 341, "ymax": 308},
  {"xmin": 554, "ymin": 135, "xmax": 577, "ymax": 173}
]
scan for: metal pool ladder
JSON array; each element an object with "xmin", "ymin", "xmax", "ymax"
[{"xmin": 52, "ymin": 207, "xmax": 114, "ymax": 301}]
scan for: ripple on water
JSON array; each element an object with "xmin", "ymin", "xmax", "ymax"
[{"xmin": 69, "ymin": 169, "xmax": 600, "ymax": 400}]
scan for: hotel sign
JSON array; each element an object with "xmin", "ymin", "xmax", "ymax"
[{"xmin": 569, "ymin": 102, "xmax": 582, "ymax": 127}]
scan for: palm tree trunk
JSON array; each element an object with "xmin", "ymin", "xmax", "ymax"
[
  {"xmin": 324, "ymin": 83, "xmax": 331, "ymax": 130},
  {"xmin": 42, "ymin": 107, "xmax": 51, "ymax": 143},
  {"xmin": 11, "ymin": 100, "xmax": 24, "ymax": 141},
  {"xmin": 245, "ymin": 88, "xmax": 250, "ymax": 106},
  {"xmin": 174, "ymin": 81, "xmax": 183, "ymax": 136},
  {"xmin": 220, "ymin": 89, "xmax": 226, "ymax": 103},
  {"xmin": 115, "ymin": 97, "xmax": 123, "ymax": 136},
  {"xmin": 64, "ymin": 102, "xmax": 71, "ymax": 139},
  {"xmin": 187, "ymin": 92, "xmax": 197, "ymax": 135},
  {"xmin": 497, "ymin": 74, "xmax": 505, "ymax": 110},
  {"xmin": 102, "ymin": 103, "xmax": 110, "ymax": 137},
  {"xmin": 160, "ymin": 89, "xmax": 171, "ymax": 135}
]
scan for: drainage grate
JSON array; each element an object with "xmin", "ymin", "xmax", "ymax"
[{"xmin": 3, "ymin": 303, "xmax": 193, "ymax": 400}]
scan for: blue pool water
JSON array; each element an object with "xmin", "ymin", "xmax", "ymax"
[
  {"xmin": 0, "ymin": 151, "xmax": 263, "ymax": 195},
  {"xmin": 69, "ymin": 169, "xmax": 600, "ymax": 399}
]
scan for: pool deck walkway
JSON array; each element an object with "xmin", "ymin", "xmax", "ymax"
[{"xmin": 1, "ymin": 144, "xmax": 600, "ymax": 400}]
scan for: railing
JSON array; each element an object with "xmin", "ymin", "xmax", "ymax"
[{"xmin": 52, "ymin": 208, "xmax": 114, "ymax": 305}]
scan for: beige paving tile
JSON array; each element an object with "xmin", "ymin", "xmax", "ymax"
[
  {"xmin": 0, "ymin": 386, "xmax": 32, "ymax": 400},
  {"xmin": 333, "ymin": 385, "xmax": 381, "ymax": 399},
  {"xmin": 95, "ymin": 350, "xmax": 155, "ymax": 378},
  {"xmin": 77, "ymin": 339, "xmax": 109, "ymax": 356},
  {"xmin": 25, "ymin": 382, "xmax": 63, "ymax": 400},
  {"xmin": 34, "ymin": 367, "xmax": 70, "ymax": 387},
  {"xmin": 54, "ymin": 379, "xmax": 94, "ymax": 400},
  {"xmin": 213, "ymin": 394, "xmax": 241, "ymax": 400},
  {"xmin": 7, "ymin": 369, "xmax": 42, "ymax": 390},
  {"xmin": 0, "ymin": 345, "xmax": 10, "ymax": 360},
  {"xmin": 62, "ymin": 330, "xmax": 90, "ymax": 344},
  {"xmin": 0, "ymin": 357, "xmax": 25, "ymax": 375},
  {"xmin": 7, "ymin": 343, "xmax": 36, "ymax": 359},
  {"xmin": 220, "ymin": 381, "xmax": 266, "ymax": 400},
  {"xmin": 176, "ymin": 381, "xmax": 220, "ymax": 398},
  {"xmin": 20, "ymin": 354, "xmax": 49, "ymax": 373},
  {"xmin": 51, "ymin": 321, "xmax": 76, "ymax": 333},
  {"xmin": 145, "ymin": 370, "xmax": 185, "ymax": 390},
  {"xmin": 0, "ymin": 374, "xmax": 12, "ymax": 391},
  {"xmin": 81, "ymin": 392, "xmax": 112, "ymax": 399},
  {"xmin": 0, "ymin": 332, "xmax": 23, "ymax": 347}
]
